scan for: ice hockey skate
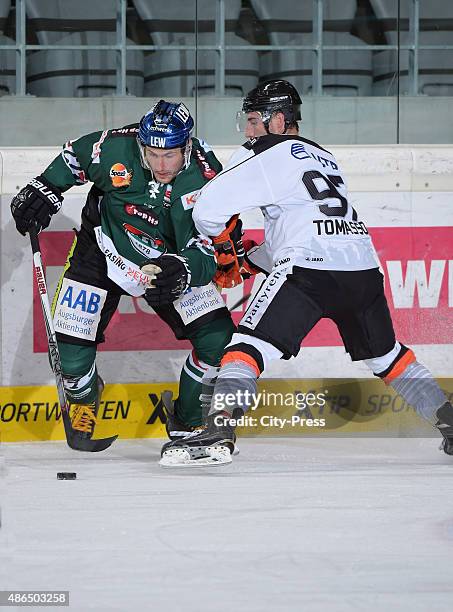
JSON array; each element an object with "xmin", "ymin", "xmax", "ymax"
[
  {"xmin": 159, "ymin": 411, "xmax": 236, "ymax": 467},
  {"xmin": 435, "ymin": 401, "xmax": 453, "ymax": 455},
  {"xmin": 161, "ymin": 390, "xmax": 204, "ymax": 440}
]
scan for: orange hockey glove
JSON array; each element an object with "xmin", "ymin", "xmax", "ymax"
[{"xmin": 212, "ymin": 216, "xmax": 245, "ymax": 289}]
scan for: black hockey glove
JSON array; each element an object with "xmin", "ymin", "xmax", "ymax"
[
  {"xmin": 10, "ymin": 175, "xmax": 64, "ymax": 236},
  {"xmin": 142, "ymin": 254, "xmax": 191, "ymax": 306}
]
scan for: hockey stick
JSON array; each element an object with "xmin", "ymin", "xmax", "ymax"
[
  {"xmin": 229, "ymin": 292, "xmax": 251, "ymax": 311},
  {"xmin": 29, "ymin": 226, "xmax": 118, "ymax": 452}
]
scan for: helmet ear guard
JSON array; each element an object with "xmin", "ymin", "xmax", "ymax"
[{"xmin": 182, "ymin": 137, "xmax": 193, "ymax": 170}]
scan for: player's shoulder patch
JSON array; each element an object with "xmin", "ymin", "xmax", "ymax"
[
  {"xmin": 290, "ymin": 142, "xmax": 311, "ymax": 160},
  {"xmin": 109, "ymin": 162, "xmax": 133, "ymax": 187}
]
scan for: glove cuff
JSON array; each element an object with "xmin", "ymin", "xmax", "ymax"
[
  {"xmin": 28, "ymin": 175, "xmax": 64, "ymax": 213},
  {"xmin": 212, "ymin": 215, "xmax": 240, "ymax": 244},
  {"xmin": 171, "ymin": 254, "xmax": 192, "ymax": 290}
]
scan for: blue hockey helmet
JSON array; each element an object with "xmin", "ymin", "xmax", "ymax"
[{"xmin": 138, "ymin": 100, "xmax": 194, "ymax": 149}]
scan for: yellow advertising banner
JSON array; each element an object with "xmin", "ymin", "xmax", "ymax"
[
  {"xmin": 0, "ymin": 383, "xmax": 174, "ymax": 442},
  {"xmin": 1, "ymin": 378, "xmax": 452, "ymax": 442}
]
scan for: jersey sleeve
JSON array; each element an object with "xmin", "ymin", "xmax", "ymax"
[
  {"xmin": 193, "ymin": 146, "xmax": 273, "ymax": 238},
  {"xmin": 42, "ymin": 130, "xmax": 107, "ymax": 192},
  {"xmin": 173, "ymin": 205, "xmax": 217, "ymax": 287},
  {"xmin": 170, "ymin": 139, "xmax": 223, "ymax": 286}
]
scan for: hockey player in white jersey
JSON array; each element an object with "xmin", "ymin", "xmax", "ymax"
[{"xmin": 160, "ymin": 79, "xmax": 453, "ymax": 466}]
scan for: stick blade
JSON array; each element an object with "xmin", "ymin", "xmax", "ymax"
[
  {"xmin": 67, "ymin": 433, "xmax": 119, "ymax": 453},
  {"xmin": 61, "ymin": 410, "xmax": 118, "ymax": 452}
]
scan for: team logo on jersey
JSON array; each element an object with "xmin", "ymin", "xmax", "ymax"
[
  {"xmin": 124, "ymin": 204, "xmax": 159, "ymax": 226},
  {"xmin": 123, "ymin": 223, "xmax": 165, "ymax": 259},
  {"xmin": 291, "ymin": 143, "xmax": 310, "ymax": 160},
  {"xmin": 181, "ymin": 190, "xmax": 199, "ymax": 210},
  {"xmin": 148, "ymin": 180, "xmax": 161, "ymax": 200},
  {"xmin": 110, "ymin": 163, "xmax": 133, "ymax": 187}
]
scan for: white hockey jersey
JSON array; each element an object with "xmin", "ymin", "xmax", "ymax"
[{"xmin": 193, "ymin": 134, "xmax": 380, "ymax": 271}]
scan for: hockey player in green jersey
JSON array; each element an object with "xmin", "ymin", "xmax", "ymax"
[{"xmin": 10, "ymin": 100, "xmax": 236, "ymax": 447}]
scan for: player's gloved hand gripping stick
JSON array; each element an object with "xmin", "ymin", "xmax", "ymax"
[
  {"xmin": 29, "ymin": 225, "xmax": 118, "ymax": 452},
  {"xmin": 212, "ymin": 216, "xmax": 245, "ymax": 289}
]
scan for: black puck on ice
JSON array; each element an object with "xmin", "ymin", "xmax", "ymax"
[{"xmin": 57, "ymin": 472, "xmax": 77, "ymax": 480}]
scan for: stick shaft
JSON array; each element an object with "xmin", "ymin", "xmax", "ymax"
[{"xmin": 30, "ymin": 227, "xmax": 69, "ymax": 412}]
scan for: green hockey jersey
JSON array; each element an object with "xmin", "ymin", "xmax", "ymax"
[{"xmin": 43, "ymin": 126, "xmax": 222, "ymax": 296}]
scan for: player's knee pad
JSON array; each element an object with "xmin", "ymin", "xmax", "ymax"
[
  {"xmin": 367, "ymin": 342, "xmax": 416, "ymax": 383},
  {"xmin": 220, "ymin": 332, "xmax": 283, "ymax": 376}
]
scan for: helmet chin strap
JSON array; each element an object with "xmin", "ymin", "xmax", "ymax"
[
  {"xmin": 136, "ymin": 138, "xmax": 192, "ymax": 182},
  {"xmin": 173, "ymin": 139, "xmax": 193, "ymax": 180},
  {"xmin": 182, "ymin": 138, "xmax": 193, "ymax": 170}
]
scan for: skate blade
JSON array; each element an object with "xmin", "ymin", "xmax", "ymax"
[{"xmin": 159, "ymin": 445, "xmax": 233, "ymax": 468}]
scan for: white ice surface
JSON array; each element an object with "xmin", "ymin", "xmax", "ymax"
[{"xmin": 1, "ymin": 438, "xmax": 453, "ymax": 612}]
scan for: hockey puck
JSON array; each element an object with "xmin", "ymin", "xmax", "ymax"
[{"xmin": 57, "ymin": 472, "xmax": 77, "ymax": 480}]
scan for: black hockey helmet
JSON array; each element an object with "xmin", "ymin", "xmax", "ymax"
[{"xmin": 239, "ymin": 79, "xmax": 302, "ymax": 131}]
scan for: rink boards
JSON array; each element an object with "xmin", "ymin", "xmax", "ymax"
[
  {"xmin": 1, "ymin": 145, "xmax": 453, "ymax": 441},
  {"xmin": 2, "ymin": 378, "xmax": 453, "ymax": 442}
]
